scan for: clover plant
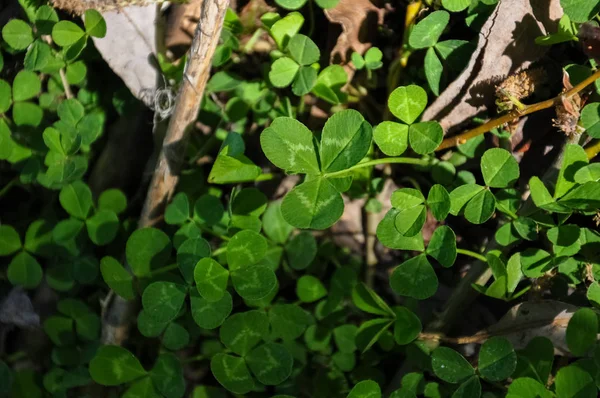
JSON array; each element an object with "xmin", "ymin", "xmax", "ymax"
[{"xmin": 2, "ymin": 1, "xmax": 600, "ymax": 398}]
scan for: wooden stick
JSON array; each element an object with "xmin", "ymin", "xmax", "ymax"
[{"xmin": 101, "ymin": 0, "xmax": 230, "ymax": 345}]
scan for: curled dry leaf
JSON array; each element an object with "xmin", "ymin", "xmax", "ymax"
[
  {"xmin": 165, "ymin": 0, "xmax": 203, "ymax": 55},
  {"xmin": 91, "ymin": 5, "xmax": 159, "ymax": 107},
  {"xmin": 487, "ymin": 300, "xmax": 583, "ymax": 355},
  {"xmin": 422, "ymin": 0, "xmax": 562, "ymax": 132},
  {"xmin": 324, "ymin": 0, "xmax": 385, "ymax": 75}
]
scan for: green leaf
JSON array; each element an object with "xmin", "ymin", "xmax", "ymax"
[
  {"xmin": 90, "ymin": 345, "xmax": 147, "ymax": 386},
  {"xmin": 142, "ymin": 282, "xmax": 187, "ymax": 323},
  {"xmin": 194, "ymin": 194, "xmax": 224, "ymax": 226},
  {"xmin": 394, "ymin": 204, "xmax": 426, "ymax": 236},
  {"xmin": 481, "ymin": 148, "xmax": 519, "ymax": 188},
  {"xmin": 347, "ymin": 380, "xmax": 381, "ymax": 398},
  {"xmin": 425, "ymin": 47, "xmax": 443, "ymax": 96},
  {"xmin": 12, "ymin": 71, "xmax": 40, "ymax": 102},
  {"xmin": 529, "ymin": 177, "xmax": 567, "ymax": 212},
  {"xmin": 297, "ymin": 275, "xmax": 327, "ymax": 302},
  {"xmin": 263, "ymin": 200, "xmax": 293, "ymax": 244},
  {"xmin": 12, "ymin": 101, "xmax": 43, "ymax": 127},
  {"xmin": 506, "ymin": 253, "xmax": 523, "ymax": 294},
  {"xmin": 0, "ymin": 360, "xmax": 11, "ymax": 395},
  {"xmin": 210, "ymin": 354, "xmax": 254, "ymax": 394},
  {"xmin": 8, "ymin": 252, "xmax": 42, "ymax": 289},
  {"xmin": 352, "ymin": 282, "xmax": 395, "ymax": 317},
  {"xmin": 0, "ymin": 225, "xmax": 21, "ymax": 256},
  {"xmin": 292, "ymin": 65, "xmax": 317, "ymax": 96},
  {"xmin": 555, "ymin": 144, "xmax": 588, "ymax": 199},
  {"xmin": 58, "ymin": 98, "xmax": 85, "ymax": 125},
  {"xmin": 206, "ymin": 71, "xmax": 243, "ymax": 92},
  {"xmin": 219, "ymin": 310, "xmax": 268, "ymax": 356},
  {"xmin": 520, "ymin": 248, "xmax": 552, "ymax": 278},
  {"xmin": 409, "ymin": 11, "xmax": 450, "ymax": 49},
  {"xmin": 559, "ymin": 0, "xmax": 600, "ymax": 23},
  {"xmin": 2, "ymin": 20, "xmax": 34, "ymax": 50},
  {"xmin": 226, "ymin": 230, "xmax": 267, "ymax": 270},
  {"xmin": 232, "ymin": 265, "xmax": 277, "ymax": 300},
  {"xmin": 513, "ymin": 217, "xmax": 537, "ymax": 242},
  {"xmin": 373, "ymin": 121, "xmax": 409, "ymax": 156},
  {"xmin": 393, "ymin": 307, "xmax": 422, "ymax": 345},
  {"xmin": 390, "ymin": 254, "xmax": 438, "ymax": 300},
  {"xmin": 351, "ymin": 52, "xmax": 365, "ymax": 70},
  {"xmin": 66, "ymin": 60, "xmax": 87, "ymax": 84},
  {"xmin": 451, "ymin": 376, "xmax": 481, "ymax": 398},
  {"xmin": 177, "ymin": 237, "xmax": 211, "ymax": 283},
  {"xmin": 86, "ymin": 210, "xmax": 119, "ymax": 246},
  {"xmin": 463, "ymin": 189, "xmax": 495, "ymax": 224},
  {"xmin": 126, "ymin": 228, "xmax": 172, "ymax": 277},
  {"xmin": 314, "ymin": 0, "xmax": 340, "ymax": 8},
  {"xmin": 478, "ymin": 337, "xmax": 517, "ymax": 381},
  {"xmin": 270, "ymin": 12, "xmax": 304, "ymax": 49},
  {"xmin": 190, "ymin": 290, "xmax": 232, "ymax": 329},
  {"xmin": 98, "ymin": 189, "xmax": 127, "ymax": 215},
  {"xmin": 587, "ymin": 282, "xmax": 600, "ymax": 307},
  {"xmin": 376, "ymin": 208, "xmax": 424, "ymax": 251},
  {"xmin": 554, "ymin": 365, "xmax": 597, "ymax": 398},
  {"xmin": 52, "ymin": 21, "xmax": 85, "ymax": 47},
  {"xmin": 269, "ymin": 57, "xmax": 299, "ymax": 87},
  {"xmin": 123, "ymin": 377, "xmax": 160, "ymax": 398},
  {"xmin": 566, "ymin": 308, "xmax": 598, "ymax": 356},
  {"xmin": 431, "ymin": 347, "xmax": 474, "ymax": 383},
  {"xmin": 320, "ymin": 109, "xmax": 372, "ymax": 172},
  {"xmin": 426, "ymin": 225, "xmax": 457, "ymax": 267},
  {"xmin": 513, "ymin": 337, "xmax": 554, "ymax": 384},
  {"xmin": 442, "ymin": 0, "xmax": 471, "ymax": 12},
  {"xmin": 195, "ymin": 258, "xmax": 229, "ymax": 302},
  {"xmin": 558, "ymin": 181, "xmax": 600, "ymax": 211},
  {"xmin": 547, "ymin": 225, "xmax": 581, "ymax": 257},
  {"xmin": 269, "ymin": 304, "xmax": 311, "ymax": 340},
  {"xmin": 391, "ymin": 188, "xmax": 425, "ymax": 209},
  {"xmin": 409, "ymin": 121, "xmax": 443, "ymax": 154},
  {"xmin": 35, "ymin": 6, "xmax": 58, "ymax": 35},
  {"xmin": 574, "ymin": 163, "xmax": 600, "ymax": 183},
  {"xmin": 506, "ymin": 378, "xmax": 552, "ymax": 398},
  {"xmin": 388, "ymin": 85, "xmax": 427, "ymax": 124},
  {"xmin": 281, "ymin": 177, "xmax": 344, "ymax": 229},
  {"xmin": 84, "ymin": 9, "xmax": 106, "ymax": 38},
  {"xmin": 246, "ymin": 342, "xmax": 293, "ymax": 385},
  {"xmin": 275, "ymin": 0, "xmax": 307, "ymax": 10},
  {"xmin": 100, "ymin": 256, "xmax": 135, "ymax": 300},
  {"xmin": 364, "ymin": 47, "xmax": 383, "ymax": 69},
  {"xmin": 165, "ymin": 193, "xmax": 190, "ymax": 225},
  {"xmin": 333, "ymin": 325, "xmax": 358, "ymax": 353},
  {"xmin": 59, "ymin": 181, "xmax": 93, "ymax": 220},
  {"xmin": 427, "ymin": 184, "xmax": 451, "ymax": 221},
  {"xmin": 356, "ymin": 319, "xmax": 394, "ymax": 353},
  {"xmin": 289, "ymin": 34, "xmax": 320, "ymax": 65},
  {"xmin": 260, "ymin": 117, "xmax": 319, "ymax": 174},
  {"xmin": 285, "ymin": 230, "xmax": 317, "ymax": 270},
  {"xmin": 313, "ymin": 65, "xmax": 348, "ymax": 104},
  {"xmin": 581, "ymin": 102, "xmax": 600, "ymax": 138},
  {"xmin": 149, "ymin": 353, "xmax": 185, "ymax": 398},
  {"xmin": 0, "ymin": 79, "xmax": 11, "ymax": 113}
]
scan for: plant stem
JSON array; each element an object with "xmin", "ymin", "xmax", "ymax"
[
  {"xmin": 0, "ymin": 178, "xmax": 18, "ymax": 198},
  {"xmin": 456, "ymin": 248, "xmax": 487, "ymax": 263},
  {"xmin": 324, "ymin": 157, "xmax": 431, "ymax": 178},
  {"xmin": 585, "ymin": 140, "xmax": 600, "ymax": 159},
  {"xmin": 212, "ymin": 246, "xmax": 227, "ymax": 257},
  {"xmin": 436, "ymin": 68, "xmax": 600, "ymax": 151},
  {"xmin": 59, "ymin": 68, "xmax": 74, "ymax": 99},
  {"xmin": 307, "ymin": 0, "xmax": 315, "ymax": 37}
]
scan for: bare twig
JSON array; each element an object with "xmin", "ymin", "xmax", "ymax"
[
  {"xmin": 101, "ymin": 0, "xmax": 230, "ymax": 345},
  {"xmin": 436, "ymin": 69, "xmax": 600, "ymax": 151}
]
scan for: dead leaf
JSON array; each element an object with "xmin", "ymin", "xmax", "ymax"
[
  {"xmin": 487, "ymin": 300, "xmax": 581, "ymax": 355},
  {"xmin": 324, "ymin": 0, "xmax": 385, "ymax": 74},
  {"xmin": 0, "ymin": 287, "xmax": 40, "ymax": 329},
  {"xmin": 91, "ymin": 5, "xmax": 160, "ymax": 107},
  {"xmin": 165, "ymin": 0, "xmax": 203, "ymax": 56},
  {"xmin": 422, "ymin": 0, "xmax": 562, "ymax": 132}
]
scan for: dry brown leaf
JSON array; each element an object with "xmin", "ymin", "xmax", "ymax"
[
  {"xmin": 165, "ymin": 0, "xmax": 203, "ymax": 56},
  {"xmin": 422, "ymin": 0, "xmax": 562, "ymax": 132},
  {"xmin": 487, "ymin": 300, "xmax": 582, "ymax": 355},
  {"xmin": 324, "ymin": 0, "xmax": 385, "ymax": 69}
]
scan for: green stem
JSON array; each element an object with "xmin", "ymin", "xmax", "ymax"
[
  {"xmin": 324, "ymin": 157, "xmax": 431, "ymax": 178},
  {"xmin": 195, "ymin": 222, "xmax": 230, "ymax": 241},
  {"xmin": 243, "ymin": 28, "xmax": 263, "ymax": 53},
  {"xmin": 456, "ymin": 248, "xmax": 487, "ymax": 263},
  {"xmin": 212, "ymin": 246, "xmax": 227, "ymax": 257},
  {"xmin": 0, "ymin": 178, "xmax": 18, "ymax": 198}
]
